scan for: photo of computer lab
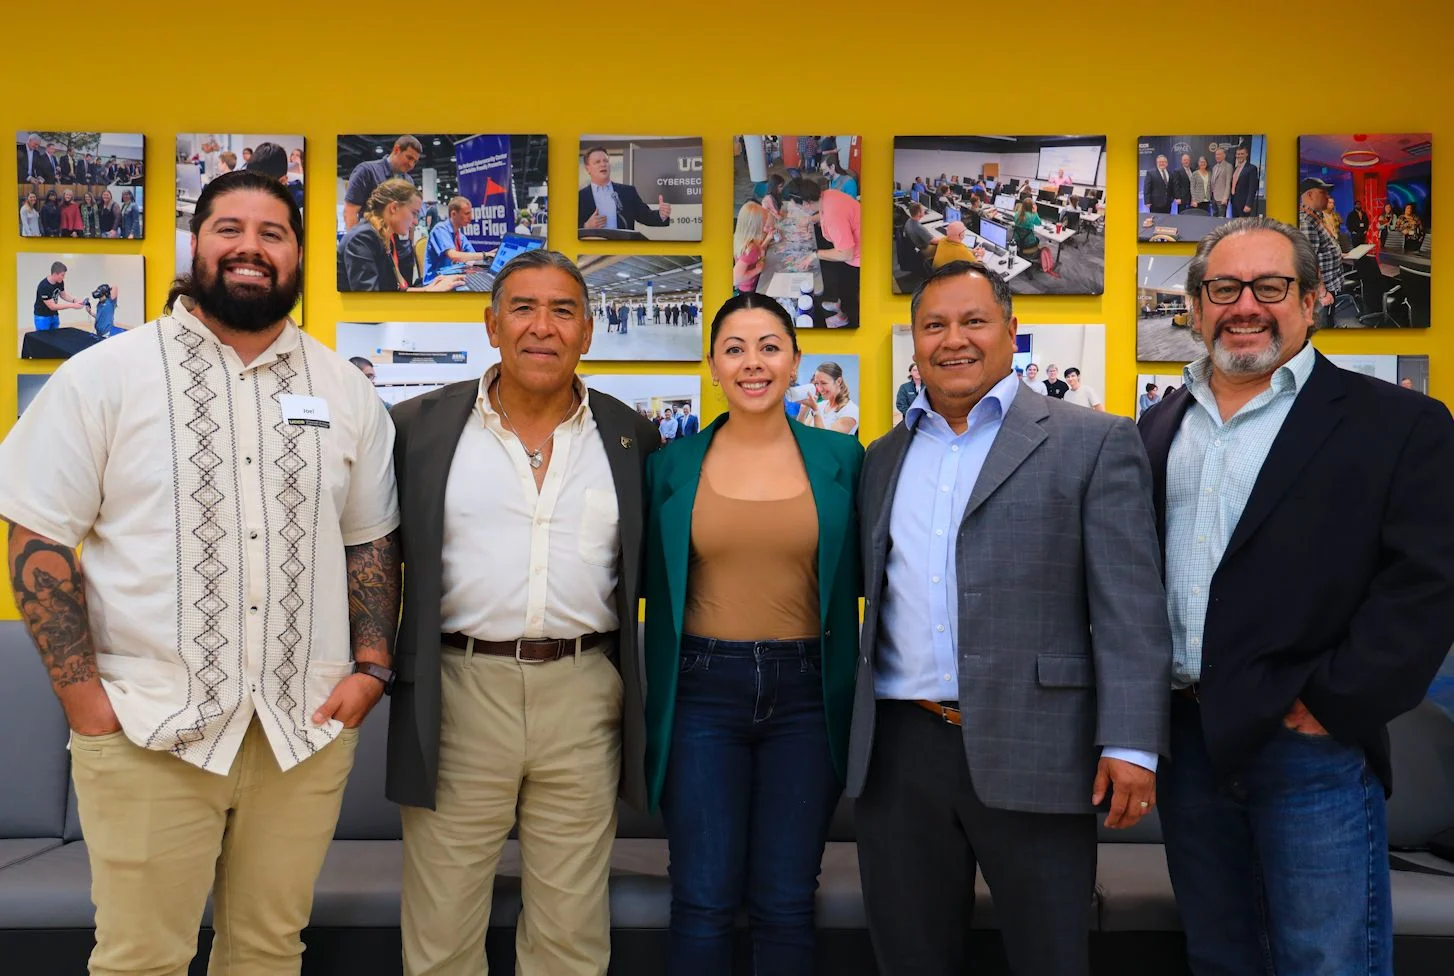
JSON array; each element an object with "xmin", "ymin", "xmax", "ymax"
[
  {"xmin": 1136, "ymin": 255, "xmax": 1206, "ymax": 363},
  {"xmin": 176, "ymin": 133, "xmax": 304, "ymax": 273},
  {"xmin": 892, "ymin": 135, "xmax": 1107, "ymax": 296},
  {"xmin": 1137, "ymin": 135, "xmax": 1266, "ymax": 243},
  {"xmin": 578, "ymin": 254, "xmax": 704, "ymax": 362},
  {"xmin": 1298, "ymin": 133, "xmax": 1431, "ymax": 328}
]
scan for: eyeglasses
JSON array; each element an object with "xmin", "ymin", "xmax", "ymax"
[{"xmin": 1199, "ymin": 276, "xmax": 1296, "ymax": 305}]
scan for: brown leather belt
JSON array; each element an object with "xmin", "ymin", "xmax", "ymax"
[
  {"xmin": 914, "ymin": 700, "xmax": 963, "ymax": 726},
  {"xmin": 441, "ymin": 631, "xmax": 616, "ymax": 663},
  {"xmin": 1174, "ymin": 685, "xmax": 1200, "ymax": 701}
]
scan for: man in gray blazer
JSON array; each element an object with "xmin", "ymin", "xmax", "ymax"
[
  {"xmin": 848, "ymin": 260, "xmax": 1171, "ymax": 976},
  {"xmin": 385, "ymin": 249, "xmax": 661, "ymax": 975}
]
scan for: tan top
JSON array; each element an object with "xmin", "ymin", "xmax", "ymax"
[{"xmin": 683, "ymin": 476, "xmax": 820, "ymax": 641}]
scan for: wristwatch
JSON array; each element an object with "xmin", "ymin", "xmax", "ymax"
[{"xmin": 353, "ymin": 661, "xmax": 396, "ymax": 695}]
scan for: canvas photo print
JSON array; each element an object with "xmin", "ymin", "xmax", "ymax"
[
  {"xmin": 17, "ymin": 131, "xmax": 144, "ymax": 239},
  {"xmin": 578, "ymin": 254, "xmax": 704, "ymax": 362},
  {"xmin": 175, "ymin": 133, "xmax": 305, "ymax": 273},
  {"xmin": 578, "ymin": 136, "xmax": 702, "ymax": 242},
  {"xmin": 1137, "ymin": 134, "xmax": 1266, "ymax": 243},
  {"xmin": 17, "ymin": 252, "xmax": 144, "ymax": 359}
]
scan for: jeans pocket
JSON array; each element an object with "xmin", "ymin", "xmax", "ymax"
[{"xmin": 678, "ymin": 650, "xmax": 705, "ymax": 675}]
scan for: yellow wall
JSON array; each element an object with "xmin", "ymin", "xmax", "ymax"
[{"xmin": 1, "ymin": 0, "xmax": 1450, "ymax": 620}]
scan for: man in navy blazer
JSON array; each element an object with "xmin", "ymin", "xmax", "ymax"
[
  {"xmin": 1138, "ymin": 216, "xmax": 1454, "ymax": 975},
  {"xmin": 1229, "ymin": 145, "xmax": 1261, "ymax": 217},
  {"xmin": 1143, "ymin": 154, "xmax": 1174, "ymax": 214},
  {"xmin": 18, "ymin": 135, "xmax": 55, "ymax": 186},
  {"xmin": 578, "ymin": 144, "xmax": 672, "ymax": 232}
]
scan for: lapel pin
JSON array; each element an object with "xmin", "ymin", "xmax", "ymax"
[{"xmin": 620, "ymin": 436, "xmax": 632, "ymax": 449}]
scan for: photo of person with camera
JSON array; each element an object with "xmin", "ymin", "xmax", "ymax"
[{"xmin": 16, "ymin": 252, "xmax": 143, "ymax": 358}]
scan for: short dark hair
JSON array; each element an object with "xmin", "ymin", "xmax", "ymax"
[
  {"xmin": 489, "ymin": 249, "xmax": 589, "ymax": 317},
  {"xmin": 166, "ymin": 171, "xmax": 304, "ymax": 311},
  {"xmin": 1065, "ymin": 368, "xmax": 1081, "ymax": 378},
  {"xmin": 707, "ymin": 291, "xmax": 799, "ymax": 355},
  {"xmin": 349, "ymin": 356, "xmax": 373, "ymax": 369},
  {"xmin": 1145, "ymin": 382, "xmax": 1157, "ymax": 392},
  {"xmin": 909, "ymin": 260, "xmax": 1014, "ymax": 325},
  {"xmin": 582, "ymin": 145, "xmax": 609, "ymax": 165},
  {"xmin": 248, "ymin": 142, "xmax": 288, "ymax": 180},
  {"xmin": 908, "ymin": 202, "xmax": 924, "ymax": 217},
  {"xmin": 393, "ymin": 135, "xmax": 423, "ymax": 154},
  {"xmin": 50, "ymin": 261, "xmax": 67, "ymax": 274},
  {"xmin": 784, "ymin": 177, "xmax": 822, "ymax": 204}
]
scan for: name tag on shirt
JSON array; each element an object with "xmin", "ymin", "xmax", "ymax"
[{"xmin": 278, "ymin": 394, "xmax": 331, "ymax": 428}]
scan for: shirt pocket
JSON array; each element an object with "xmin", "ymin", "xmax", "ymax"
[{"xmin": 577, "ymin": 487, "xmax": 621, "ymax": 568}]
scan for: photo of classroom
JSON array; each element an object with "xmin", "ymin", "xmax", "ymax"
[
  {"xmin": 581, "ymin": 374, "xmax": 702, "ymax": 445},
  {"xmin": 792, "ymin": 354, "xmax": 861, "ymax": 439},
  {"xmin": 1137, "ymin": 256, "xmax": 1206, "ymax": 363},
  {"xmin": 1137, "ymin": 135, "xmax": 1266, "ymax": 242},
  {"xmin": 16, "ymin": 375, "xmax": 49, "ymax": 418},
  {"xmin": 1327, "ymin": 354, "xmax": 1429, "ymax": 393},
  {"xmin": 578, "ymin": 136, "xmax": 703, "ymax": 242},
  {"xmin": 1298, "ymin": 133, "xmax": 1431, "ymax": 328},
  {"xmin": 892, "ymin": 136, "xmax": 1107, "ymax": 296},
  {"xmin": 17, "ymin": 131, "xmax": 145, "ymax": 239},
  {"xmin": 336, "ymin": 134, "xmax": 549, "ymax": 293},
  {"xmin": 17, "ymin": 253, "xmax": 144, "ymax": 359},
  {"xmin": 176, "ymin": 133, "xmax": 304, "ymax": 273},
  {"xmin": 334, "ymin": 321, "xmax": 499, "ymax": 408},
  {"xmin": 578, "ymin": 255, "xmax": 703, "ymax": 362},
  {"xmin": 1133, "ymin": 373, "xmax": 1184, "ymax": 420},
  {"xmin": 733, "ymin": 136, "xmax": 862, "ymax": 329}
]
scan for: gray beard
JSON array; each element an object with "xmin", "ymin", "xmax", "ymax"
[{"xmin": 1211, "ymin": 330, "xmax": 1283, "ymax": 376}]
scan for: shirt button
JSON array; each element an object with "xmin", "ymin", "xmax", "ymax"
[
  {"xmin": 943, "ymin": 673, "xmax": 952, "ymax": 681},
  {"xmin": 1197, "ymin": 535, "xmax": 1206, "ymax": 544},
  {"xmin": 934, "ymin": 529, "xmax": 943, "ymax": 536},
  {"xmin": 1192, "ymin": 586, "xmax": 1201, "ymax": 595},
  {"xmin": 951, "ymin": 445, "xmax": 959, "ymax": 452},
  {"xmin": 1190, "ymin": 638, "xmax": 1200, "ymax": 647},
  {"xmin": 533, "ymin": 567, "xmax": 543, "ymax": 575},
  {"xmin": 941, "ymin": 485, "xmax": 950, "ymax": 492},
  {"xmin": 245, "ymin": 457, "xmax": 253, "ymax": 465},
  {"xmin": 249, "ymin": 606, "xmax": 259, "ymax": 614},
  {"xmin": 1203, "ymin": 487, "xmax": 1213, "ymax": 495},
  {"xmin": 932, "ymin": 575, "xmax": 941, "ymax": 584},
  {"xmin": 1213, "ymin": 439, "xmax": 1222, "ymax": 447},
  {"xmin": 936, "ymin": 624, "xmax": 945, "ymax": 633},
  {"xmin": 249, "ymin": 531, "xmax": 259, "ymax": 540}
]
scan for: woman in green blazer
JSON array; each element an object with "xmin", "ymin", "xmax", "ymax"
[{"xmin": 643, "ymin": 291, "xmax": 862, "ymax": 975}]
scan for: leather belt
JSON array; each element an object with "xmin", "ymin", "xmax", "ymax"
[
  {"xmin": 1173, "ymin": 684, "xmax": 1200, "ymax": 701},
  {"xmin": 914, "ymin": 699, "xmax": 962, "ymax": 726},
  {"xmin": 441, "ymin": 631, "xmax": 616, "ymax": 663}
]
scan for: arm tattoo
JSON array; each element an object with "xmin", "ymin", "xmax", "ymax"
[
  {"xmin": 7, "ymin": 530, "xmax": 98, "ymax": 690},
  {"xmin": 345, "ymin": 531, "xmax": 402, "ymax": 664}
]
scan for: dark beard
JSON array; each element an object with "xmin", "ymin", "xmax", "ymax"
[{"xmin": 191, "ymin": 254, "xmax": 303, "ymax": 333}]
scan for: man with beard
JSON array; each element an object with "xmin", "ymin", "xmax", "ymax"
[
  {"xmin": 1138, "ymin": 216, "xmax": 1454, "ymax": 975},
  {"xmin": 0, "ymin": 169, "xmax": 402, "ymax": 975}
]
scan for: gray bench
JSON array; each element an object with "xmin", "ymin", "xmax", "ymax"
[{"xmin": 3, "ymin": 620, "xmax": 1452, "ymax": 974}]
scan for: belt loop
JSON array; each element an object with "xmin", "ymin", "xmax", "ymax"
[
  {"xmin": 465, "ymin": 636, "xmax": 474, "ymax": 666},
  {"xmin": 574, "ymin": 635, "xmax": 583, "ymax": 664}
]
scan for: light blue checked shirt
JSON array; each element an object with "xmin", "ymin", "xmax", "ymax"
[
  {"xmin": 879, "ymin": 373, "xmax": 1156, "ymax": 772},
  {"xmin": 1166, "ymin": 341, "xmax": 1317, "ymax": 686}
]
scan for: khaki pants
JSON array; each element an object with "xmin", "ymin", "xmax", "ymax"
[
  {"xmin": 401, "ymin": 646, "xmax": 623, "ymax": 976},
  {"xmin": 70, "ymin": 716, "xmax": 358, "ymax": 976}
]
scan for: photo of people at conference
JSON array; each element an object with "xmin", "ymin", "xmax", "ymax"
[
  {"xmin": 16, "ymin": 131, "xmax": 145, "ymax": 239},
  {"xmin": 1133, "ymin": 373, "xmax": 1183, "ymax": 420},
  {"xmin": 791, "ymin": 353, "xmax": 861, "ymax": 438},
  {"xmin": 1298, "ymin": 133, "xmax": 1431, "ymax": 328},
  {"xmin": 334, "ymin": 321, "xmax": 501, "ymax": 408},
  {"xmin": 1327, "ymin": 354, "xmax": 1430, "ymax": 393},
  {"xmin": 16, "ymin": 375, "xmax": 48, "ymax": 418},
  {"xmin": 578, "ymin": 136, "xmax": 702, "ymax": 242},
  {"xmin": 175, "ymin": 133, "xmax": 304, "ymax": 272},
  {"xmin": 336, "ymin": 133, "xmax": 549, "ymax": 293},
  {"xmin": 16, "ymin": 253, "xmax": 143, "ymax": 359},
  {"xmin": 1137, "ymin": 255, "xmax": 1207, "ymax": 362},
  {"xmin": 1137, "ymin": 135, "xmax": 1266, "ymax": 242},
  {"xmin": 733, "ymin": 135, "xmax": 862, "ymax": 329},
  {"xmin": 893, "ymin": 135, "xmax": 1108, "ymax": 296},
  {"xmin": 577, "ymin": 254, "xmax": 703, "ymax": 362},
  {"xmin": 581, "ymin": 373, "xmax": 702, "ymax": 445}
]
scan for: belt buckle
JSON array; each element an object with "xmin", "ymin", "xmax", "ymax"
[
  {"xmin": 515, "ymin": 638, "xmax": 554, "ymax": 664},
  {"xmin": 939, "ymin": 704, "xmax": 956, "ymax": 724}
]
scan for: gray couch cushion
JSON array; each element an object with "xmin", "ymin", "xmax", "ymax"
[
  {"xmin": 1387, "ymin": 699, "xmax": 1454, "ymax": 849},
  {"xmin": 0, "ymin": 838, "xmax": 61, "ymax": 871},
  {"xmin": 334, "ymin": 700, "xmax": 402, "ymax": 841},
  {"xmin": 0, "ymin": 622, "xmax": 71, "ymax": 837},
  {"xmin": 0, "ymin": 841, "xmax": 97, "ymax": 927},
  {"xmin": 1094, "ymin": 843, "xmax": 1180, "ymax": 932},
  {"xmin": 1392, "ymin": 864, "xmax": 1454, "ymax": 936}
]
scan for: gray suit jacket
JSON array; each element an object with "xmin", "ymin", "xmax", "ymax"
[
  {"xmin": 847, "ymin": 390, "xmax": 1171, "ymax": 814},
  {"xmin": 384, "ymin": 379, "xmax": 661, "ymax": 811}
]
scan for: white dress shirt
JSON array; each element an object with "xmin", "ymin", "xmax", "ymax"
[
  {"xmin": 0, "ymin": 299, "xmax": 399, "ymax": 774},
  {"xmin": 439, "ymin": 366, "xmax": 620, "ymax": 641}
]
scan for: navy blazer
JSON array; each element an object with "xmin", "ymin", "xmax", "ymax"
[{"xmin": 577, "ymin": 181, "xmax": 672, "ymax": 231}]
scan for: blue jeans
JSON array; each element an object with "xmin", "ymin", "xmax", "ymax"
[
  {"xmin": 34, "ymin": 314, "xmax": 60, "ymax": 331},
  {"xmin": 660, "ymin": 634, "xmax": 841, "ymax": 976},
  {"xmin": 1160, "ymin": 694, "xmax": 1392, "ymax": 976}
]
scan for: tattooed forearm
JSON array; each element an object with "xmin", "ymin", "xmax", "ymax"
[
  {"xmin": 6, "ymin": 523, "xmax": 99, "ymax": 691},
  {"xmin": 345, "ymin": 531, "xmax": 402, "ymax": 664}
]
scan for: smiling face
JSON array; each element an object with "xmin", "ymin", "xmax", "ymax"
[
  {"xmin": 391, "ymin": 147, "xmax": 421, "ymax": 174},
  {"xmin": 1025, "ymin": 363, "xmax": 1038, "ymax": 380},
  {"xmin": 912, "ymin": 272, "xmax": 1017, "ymax": 417},
  {"xmin": 190, "ymin": 187, "xmax": 303, "ymax": 332},
  {"xmin": 486, "ymin": 266, "xmax": 592, "ymax": 398},
  {"xmin": 709, "ymin": 307, "xmax": 799, "ymax": 416},
  {"xmin": 1194, "ymin": 229, "xmax": 1315, "ymax": 378}
]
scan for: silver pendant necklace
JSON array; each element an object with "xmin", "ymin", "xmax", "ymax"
[{"xmin": 494, "ymin": 380, "xmax": 576, "ymax": 469}]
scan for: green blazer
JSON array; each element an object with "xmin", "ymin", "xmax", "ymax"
[{"xmin": 642, "ymin": 415, "xmax": 864, "ymax": 810}]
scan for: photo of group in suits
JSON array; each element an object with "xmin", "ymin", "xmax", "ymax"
[
  {"xmin": 578, "ymin": 136, "xmax": 702, "ymax": 242},
  {"xmin": 16, "ymin": 252, "xmax": 144, "ymax": 359},
  {"xmin": 176, "ymin": 133, "xmax": 305, "ymax": 274},
  {"xmin": 1298, "ymin": 133, "xmax": 1431, "ymax": 328},
  {"xmin": 334, "ymin": 321, "xmax": 501, "ymax": 409},
  {"xmin": 732, "ymin": 135, "xmax": 863, "ymax": 329},
  {"xmin": 1138, "ymin": 135, "xmax": 1266, "ymax": 242},
  {"xmin": 577, "ymin": 254, "xmax": 704, "ymax": 363},
  {"xmin": 581, "ymin": 373, "xmax": 702, "ymax": 446},
  {"xmin": 17, "ymin": 131, "xmax": 145, "ymax": 239}
]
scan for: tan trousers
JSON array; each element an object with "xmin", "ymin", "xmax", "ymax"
[
  {"xmin": 70, "ymin": 716, "xmax": 358, "ymax": 976},
  {"xmin": 401, "ymin": 646, "xmax": 623, "ymax": 976}
]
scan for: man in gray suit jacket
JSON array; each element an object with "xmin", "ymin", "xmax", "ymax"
[
  {"xmin": 385, "ymin": 250, "xmax": 661, "ymax": 976},
  {"xmin": 848, "ymin": 260, "xmax": 1171, "ymax": 976}
]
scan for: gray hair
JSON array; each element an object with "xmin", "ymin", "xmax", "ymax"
[
  {"xmin": 489, "ymin": 249, "xmax": 591, "ymax": 316},
  {"xmin": 1185, "ymin": 217, "xmax": 1320, "ymax": 328},
  {"xmin": 910, "ymin": 260, "xmax": 1014, "ymax": 326}
]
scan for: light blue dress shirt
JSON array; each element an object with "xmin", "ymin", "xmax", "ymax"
[
  {"xmin": 877, "ymin": 372, "xmax": 1157, "ymax": 772},
  {"xmin": 589, "ymin": 182, "xmax": 619, "ymax": 229},
  {"xmin": 423, "ymin": 221, "xmax": 476, "ymax": 284},
  {"xmin": 1165, "ymin": 342, "xmax": 1316, "ymax": 687}
]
